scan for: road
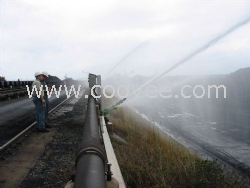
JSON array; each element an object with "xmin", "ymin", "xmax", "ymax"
[
  {"xmin": 0, "ymin": 91, "xmax": 67, "ymax": 145},
  {"xmin": 0, "ymin": 91, "xmax": 68, "ymax": 126}
]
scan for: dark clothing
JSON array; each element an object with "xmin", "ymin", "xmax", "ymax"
[
  {"xmin": 41, "ymin": 81, "xmax": 49, "ymax": 124},
  {"xmin": 44, "ymin": 95, "xmax": 49, "ymax": 124}
]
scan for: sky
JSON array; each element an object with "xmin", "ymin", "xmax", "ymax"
[{"xmin": 0, "ymin": 0, "xmax": 250, "ymax": 81}]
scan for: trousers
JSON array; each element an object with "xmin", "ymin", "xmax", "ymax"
[
  {"xmin": 44, "ymin": 95, "xmax": 49, "ymax": 125},
  {"xmin": 32, "ymin": 96, "xmax": 45, "ymax": 130}
]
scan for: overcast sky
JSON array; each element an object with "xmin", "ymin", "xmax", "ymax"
[{"xmin": 0, "ymin": 0, "xmax": 250, "ymax": 81}]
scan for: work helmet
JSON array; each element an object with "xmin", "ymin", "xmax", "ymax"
[
  {"xmin": 34, "ymin": 71, "xmax": 42, "ymax": 77},
  {"xmin": 42, "ymin": 71, "xmax": 49, "ymax": 78}
]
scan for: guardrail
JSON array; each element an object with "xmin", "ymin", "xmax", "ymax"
[
  {"xmin": 0, "ymin": 80, "xmax": 33, "ymax": 89},
  {"xmin": 0, "ymin": 88, "xmax": 29, "ymax": 100}
]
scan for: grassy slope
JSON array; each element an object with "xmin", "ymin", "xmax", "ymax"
[{"xmin": 105, "ymin": 101, "xmax": 242, "ymax": 188}]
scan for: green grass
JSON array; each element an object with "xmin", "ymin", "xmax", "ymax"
[{"xmin": 107, "ymin": 105, "xmax": 242, "ymax": 188}]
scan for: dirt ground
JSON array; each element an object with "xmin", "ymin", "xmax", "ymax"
[{"xmin": 0, "ymin": 89, "xmax": 89, "ymax": 188}]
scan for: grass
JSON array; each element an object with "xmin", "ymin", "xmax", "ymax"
[{"xmin": 105, "ymin": 102, "xmax": 243, "ymax": 188}]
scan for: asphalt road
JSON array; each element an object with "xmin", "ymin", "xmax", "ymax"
[
  {"xmin": 0, "ymin": 91, "xmax": 68, "ymax": 145},
  {"xmin": 0, "ymin": 91, "xmax": 68, "ymax": 126}
]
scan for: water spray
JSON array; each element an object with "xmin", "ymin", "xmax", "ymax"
[
  {"xmin": 103, "ymin": 98, "xmax": 126, "ymax": 116},
  {"xmin": 104, "ymin": 41, "xmax": 149, "ymax": 79},
  {"xmin": 104, "ymin": 16, "xmax": 250, "ymax": 113}
]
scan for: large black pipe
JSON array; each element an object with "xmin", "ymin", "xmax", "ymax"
[{"xmin": 74, "ymin": 95, "xmax": 107, "ymax": 188}]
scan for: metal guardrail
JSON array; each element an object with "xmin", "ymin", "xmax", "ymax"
[
  {"xmin": 0, "ymin": 80, "xmax": 32, "ymax": 89},
  {"xmin": 101, "ymin": 116, "xmax": 126, "ymax": 188},
  {"xmin": 0, "ymin": 88, "xmax": 29, "ymax": 100},
  {"xmin": 0, "ymin": 88, "xmax": 28, "ymax": 94}
]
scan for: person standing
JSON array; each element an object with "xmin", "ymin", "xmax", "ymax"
[
  {"xmin": 32, "ymin": 71, "xmax": 49, "ymax": 132},
  {"xmin": 41, "ymin": 71, "xmax": 51, "ymax": 128}
]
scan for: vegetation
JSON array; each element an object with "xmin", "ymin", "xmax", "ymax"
[{"xmin": 107, "ymin": 104, "xmax": 243, "ymax": 188}]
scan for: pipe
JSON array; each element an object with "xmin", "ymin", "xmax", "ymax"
[
  {"xmin": 74, "ymin": 154, "xmax": 106, "ymax": 188},
  {"xmin": 74, "ymin": 95, "xmax": 107, "ymax": 188}
]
